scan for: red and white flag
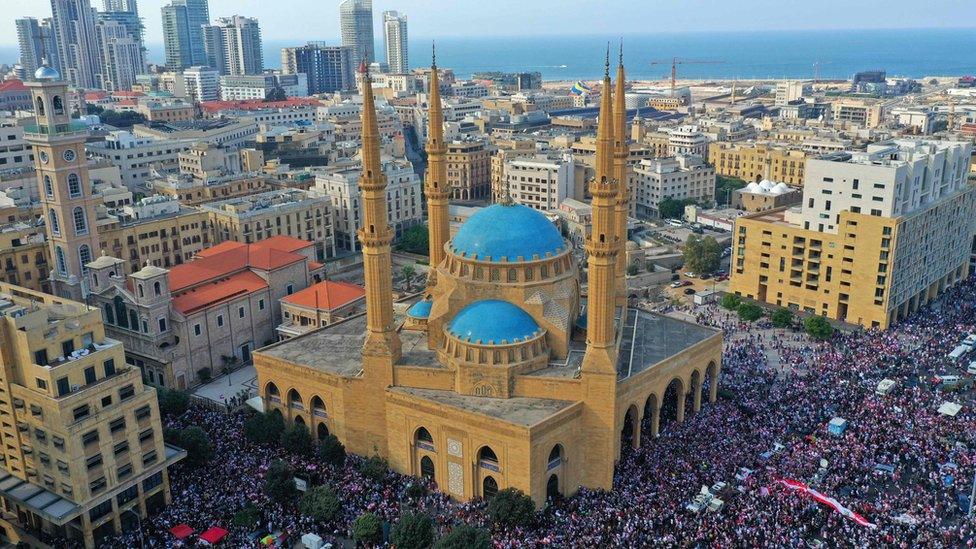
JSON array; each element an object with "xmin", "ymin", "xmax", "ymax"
[{"xmin": 776, "ymin": 479, "xmax": 877, "ymax": 529}]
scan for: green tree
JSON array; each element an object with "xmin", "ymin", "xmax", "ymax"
[
  {"xmin": 401, "ymin": 264, "xmax": 417, "ymax": 291},
  {"xmin": 157, "ymin": 387, "xmax": 189, "ymax": 417},
  {"xmin": 804, "ymin": 315, "xmax": 835, "ymax": 340},
  {"xmin": 317, "ymin": 434, "xmax": 346, "ymax": 467},
  {"xmin": 398, "ymin": 224, "xmax": 429, "ymax": 255},
  {"xmin": 265, "ymin": 86, "xmax": 287, "ymax": 101},
  {"xmin": 715, "ymin": 175, "xmax": 747, "ymax": 205},
  {"xmin": 658, "ymin": 198, "xmax": 686, "ymax": 219},
  {"xmin": 265, "ymin": 460, "xmax": 297, "ymax": 502},
  {"xmin": 96, "ymin": 109, "xmax": 147, "ymax": 128},
  {"xmin": 626, "ymin": 264, "xmax": 638, "ymax": 276},
  {"xmin": 435, "ymin": 524, "xmax": 492, "ymax": 549},
  {"xmin": 404, "ymin": 482, "xmax": 426, "ymax": 501},
  {"xmin": 486, "ymin": 487, "xmax": 536, "ymax": 529},
  {"xmin": 231, "ymin": 504, "xmax": 261, "ymax": 529},
  {"xmin": 281, "ymin": 422, "xmax": 314, "ymax": 456},
  {"xmin": 177, "ymin": 426, "xmax": 212, "ymax": 468},
  {"xmin": 390, "ymin": 512, "xmax": 435, "ymax": 549},
  {"xmin": 359, "ymin": 454, "xmax": 388, "ymax": 482},
  {"xmin": 737, "ymin": 302, "xmax": 763, "ymax": 322},
  {"xmin": 352, "ymin": 512, "xmax": 383, "ymax": 545},
  {"xmin": 683, "ymin": 234, "xmax": 721, "ymax": 275},
  {"xmin": 244, "ymin": 413, "xmax": 285, "ymax": 445},
  {"xmin": 299, "ymin": 485, "xmax": 342, "ymax": 523},
  {"xmin": 197, "ymin": 367, "xmax": 212, "ymax": 382},
  {"xmin": 771, "ymin": 308, "xmax": 794, "ymax": 328},
  {"xmin": 720, "ymin": 293, "xmax": 741, "ymax": 311}
]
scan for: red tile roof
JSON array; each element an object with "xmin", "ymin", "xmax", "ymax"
[
  {"xmin": 282, "ymin": 280, "xmax": 364, "ymax": 311},
  {"xmin": 168, "ymin": 238, "xmax": 310, "ymax": 292},
  {"xmin": 112, "ymin": 90, "xmax": 145, "ymax": 98},
  {"xmin": 0, "ymin": 80, "xmax": 27, "ymax": 93},
  {"xmin": 84, "ymin": 91, "xmax": 110, "ymax": 101},
  {"xmin": 198, "ymin": 98, "xmax": 321, "ymax": 114},
  {"xmin": 171, "ymin": 271, "xmax": 268, "ymax": 315}
]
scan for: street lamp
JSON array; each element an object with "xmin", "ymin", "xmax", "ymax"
[{"xmin": 122, "ymin": 508, "xmax": 144, "ymax": 549}]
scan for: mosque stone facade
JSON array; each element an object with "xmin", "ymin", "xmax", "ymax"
[{"xmin": 253, "ymin": 54, "xmax": 723, "ymax": 507}]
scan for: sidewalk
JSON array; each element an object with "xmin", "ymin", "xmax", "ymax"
[{"xmin": 191, "ymin": 364, "xmax": 257, "ymax": 405}]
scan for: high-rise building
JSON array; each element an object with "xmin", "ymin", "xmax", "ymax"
[
  {"xmin": 16, "ymin": 17, "xmax": 61, "ymax": 79},
  {"xmin": 161, "ymin": 0, "xmax": 210, "ymax": 71},
  {"xmin": 202, "ymin": 16, "xmax": 263, "ymax": 76},
  {"xmin": 103, "ymin": 0, "xmax": 138, "ymax": 11},
  {"xmin": 0, "ymin": 282, "xmax": 184, "ymax": 547},
  {"xmin": 24, "ymin": 66, "xmax": 100, "ymax": 301},
  {"xmin": 730, "ymin": 139, "xmax": 976, "ymax": 329},
  {"xmin": 382, "ymin": 10, "xmax": 407, "ymax": 74},
  {"xmin": 93, "ymin": 17, "xmax": 144, "ymax": 91},
  {"xmin": 339, "ymin": 0, "xmax": 374, "ymax": 64},
  {"xmin": 182, "ymin": 66, "xmax": 220, "ymax": 102},
  {"xmin": 50, "ymin": 0, "xmax": 103, "ymax": 88},
  {"xmin": 281, "ymin": 43, "xmax": 354, "ymax": 95}
]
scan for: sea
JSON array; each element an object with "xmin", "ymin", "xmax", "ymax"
[{"xmin": 2, "ymin": 28, "xmax": 974, "ymax": 82}]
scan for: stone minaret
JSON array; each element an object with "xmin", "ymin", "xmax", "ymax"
[
  {"xmin": 424, "ymin": 44, "xmax": 450, "ymax": 280},
  {"xmin": 579, "ymin": 48, "xmax": 620, "ymax": 490},
  {"xmin": 25, "ymin": 64, "xmax": 101, "ymax": 301},
  {"xmin": 613, "ymin": 44, "xmax": 630, "ymax": 306},
  {"xmin": 357, "ymin": 64, "xmax": 402, "ymax": 364}
]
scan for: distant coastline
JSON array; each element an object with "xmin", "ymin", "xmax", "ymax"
[{"xmin": 2, "ymin": 28, "xmax": 974, "ymax": 82}]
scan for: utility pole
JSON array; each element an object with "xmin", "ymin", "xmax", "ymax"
[{"xmin": 969, "ymin": 468, "xmax": 976, "ymax": 517}]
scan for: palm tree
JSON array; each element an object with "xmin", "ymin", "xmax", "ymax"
[{"xmin": 401, "ymin": 264, "xmax": 417, "ymax": 291}]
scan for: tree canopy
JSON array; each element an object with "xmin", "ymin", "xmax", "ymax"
[
  {"xmin": 804, "ymin": 315, "xmax": 835, "ymax": 340},
  {"xmin": 683, "ymin": 234, "xmax": 722, "ymax": 274},
  {"xmin": 486, "ymin": 487, "xmax": 536, "ymax": 529},
  {"xmin": 390, "ymin": 512, "xmax": 435, "ymax": 549},
  {"xmin": 398, "ymin": 224, "xmax": 429, "ymax": 255}
]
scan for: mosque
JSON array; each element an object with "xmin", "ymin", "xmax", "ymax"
[{"xmin": 253, "ymin": 50, "xmax": 723, "ymax": 506}]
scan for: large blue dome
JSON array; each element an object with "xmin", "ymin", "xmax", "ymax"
[
  {"xmin": 448, "ymin": 300, "xmax": 541, "ymax": 344},
  {"xmin": 450, "ymin": 204, "xmax": 565, "ymax": 262}
]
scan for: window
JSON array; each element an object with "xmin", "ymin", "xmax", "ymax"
[
  {"xmin": 142, "ymin": 450, "xmax": 158, "ymax": 466},
  {"xmin": 103, "ymin": 359, "xmax": 115, "ymax": 376},
  {"xmin": 73, "ymin": 207, "xmax": 88, "ymax": 235},
  {"xmin": 43, "ymin": 175, "xmax": 53, "ymax": 197},
  {"xmin": 158, "ymin": 318, "xmax": 167, "ymax": 332},
  {"xmin": 193, "ymin": 324, "xmax": 201, "ymax": 336},
  {"xmin": 86, "ymin": 454, "xmax": 102, "ymax": 470},
  {"xmin": 67, "ymin": 174, "xmax": 81, "ymax": 198},
  {"xmin": 73, "ymin": 405, "xmax": 91, "ymax": 421},
  {"xmin": 286, "ymin": 284, "xmax": 294, "ymax": 295},
  {"xmin": 109, "ymin": 417, "xmax": 126, "ymax": 433},
  {"xmin": 216, "ymin": 315, "xmax": 224, "ymax": 327},
  {"xmin": 89, "ymin": 477, "xmax": 107, "ymax": 495},
  {"xmin": 35, "ymin": 378, "xmax": 47, "ymax": 390},
  {"xmin": 101, "ymin": 395, "xmax": 111, "ymax": 407},
  {"xmin": 238, "ymin": 306, "xmax": 245, "ymax": 319},
  {"xmin": 113, "ymin": 441, "xmax": 128, "ymax": 455},
  {"xmin": 258, "ymin": 299, "xmax": 265, "ymax": 310},
  {"xmin": 56, "ymin": 377, "xmax": 69, "ymax": 397},
  {"xmin": 143, "ymin": 471, "xmax": 163, "ymax": 491},
  {"xmin": 49, "ymin": 210, "xmax": 60, "ymax": 236},
  {"xmin": 89, "ymin": 497, "xmax": 111, "ymax": 520},
  {"xmin": 138, "ymin": 428, "xmax": 153, "ymax": 443},
  {"xmin": 153, "ymin": 281, "xmax": 161, "ymax": 296},
  {"xmin": 84, "ymin": 367, "xmax": 96, "ymax": 385},
  {"xmin": 119, "ymin": 385, "xmax": 135, "ymax": 401},
  {"xmin": 82, "ymin": 430, "xmax": 99, "ymax": 446}
]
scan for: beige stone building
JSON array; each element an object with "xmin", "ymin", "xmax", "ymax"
[
  {"xmin": 708, "ymin": 141, "xmax": 808, "ymax": 186},
  {"xmin": 831, "ymin": 98, "xmax": 884, "ymax": 128},
  {"xmin": 490, "ymin": 139, "xmax": 537, "ymax": 201},
  {"xmin": 446, "ymin": 139, "xmax": 493, "ymax": 201},
  {"xmin": 730, "ymin": 140, "xmax": 975, "ymax": 328},
  {"xmin": 203, "ymin": 188, "xmax": 336, "ymax": 261},
  {"xmin": 0, "ymin": 222, "xmax": 50, "ymax": 293},
  {"xmin": 254, "ymin": 57, "xmax": 722, "ymax": 508},
  {"xmin": 0, "ymin": 282, "xmax": 183, "ymax": 547}
]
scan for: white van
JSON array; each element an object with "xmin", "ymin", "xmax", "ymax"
[
  {"xmin": 967, "ymin": 361, "xmax": 976, "ymax": 375},
  {"xmin": 948, "ymin": 345, "xmax": 971, "ymax": 360}
]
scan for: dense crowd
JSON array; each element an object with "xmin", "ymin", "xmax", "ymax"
[{"xmin": 100, "ymin": 279, "xmax": 976, "ymax": 548}]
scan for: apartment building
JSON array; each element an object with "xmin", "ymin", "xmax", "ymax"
[
  {"xmin": 632, "ymin": 155, "xmax": 716, "ymax": 218},
  {"xmin": 311, "ymin": 158, "xmax": 421, "ymax": 252},
  {"xmin": 202, "ymin": 188, "xmax": 335, "ymax": 261},
  {"xmin": 132, "ymin": 119, "xmax": 259, "ymax": 150},
  {"xmin": 489, "ymin": 139, "xmax": 536, "ymax": 201},
  {"xmin": 504, "ymin": 153, "xmax": 576, "ymax": 211},
  {"xmin": 831, "ymin": 98, "xmax": 884, "ymax": 128},
  {"xmin": 730, "ymin": 139, "xmax": 975, "ymax": 329},
  {"xmin": 0, "ymin": 222, "xmax": 50, "ymax": 293},
  {"xmin": 86, "ymin": 236, "xmax": 322, "ymax": 390},
  {"xmin": 667, "ymin": 125, "xmax": 710, "ymax": 157},
  {"xmin": 446, "ymin": 139, "xmax": 493, "ymax": 201},
  {"xmin": 86, "ymin": 131, "xmax": 195, "ymax": 192},
  {"xmin": 708, "ymin": 141, "xmax": 808, "ymax": 186},
  {"xmin": 0, "ymin": 121, "xmax": 34, "ymax": 173},
  {"xmin": 0, "ymin": 283, "xmax": 183, "ymax": 547}
]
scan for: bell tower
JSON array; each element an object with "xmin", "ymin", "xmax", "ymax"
[
  {"xmin": 424, "ymin": 43, "xmax": 451, "ymax": 282},
  {"xmin": 25, "ymin": 64, "xmax": 100, "ymax": 300}
]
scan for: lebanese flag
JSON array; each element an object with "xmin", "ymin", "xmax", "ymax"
[{"xmin": 777, "ymin": 479, "xmax": 877, "ymax": 529}]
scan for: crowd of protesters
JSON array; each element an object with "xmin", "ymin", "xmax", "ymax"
[{"xmin": 100, "ymin": 278, "xmax": 976, "ymax": 548}]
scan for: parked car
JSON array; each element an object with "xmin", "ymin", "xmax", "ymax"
[
  {"xmin": 681, "ymin": 280, "xmax": 694, "ymax": 287},
  {"xmin": 684, "ymin": 272, "xmax": 697, "ymax": 278},
  {"xmin": 683, "ymin": 288, "xmax": 697, "ymax": 295},
  {"xmin": 670, "ymin": 281, "xmax": 684, "ymax": 289},
  {"xmin": 700, "ymin": 273, "xmax": 712, "ymax": 280}
]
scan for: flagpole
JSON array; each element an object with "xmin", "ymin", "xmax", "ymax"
[{"xmin": 969, "ymin": 468, "xmax": 976, "ymax": 517}]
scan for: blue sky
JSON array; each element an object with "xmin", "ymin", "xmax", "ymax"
[{"xmin": 2, "ymin": 0, "xmax": 975, "ymax": 46}]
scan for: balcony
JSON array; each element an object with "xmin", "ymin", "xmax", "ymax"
[{"xmin": 23, "ymin": 121, "xmax": 89, "ymax": 139}]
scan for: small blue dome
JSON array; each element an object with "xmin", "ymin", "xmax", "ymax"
[
  {"xmin": 448, "ymin": 300, "xmax": 541, "ymax": 344},
  {"xmin": 407, "ymin": 300, "xmax": 432, "ymax": 318},
  {"xmin": 34, "ymin": 65, "xmax": 61, "ymax": 81},
  {"xmin": 451, "ymin": 203, "xmax": 565, "ymax": 262}
]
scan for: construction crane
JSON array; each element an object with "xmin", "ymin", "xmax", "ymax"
[{"xmin": 649, "ymin": 57, "xmax": 725, "ymax": 96}]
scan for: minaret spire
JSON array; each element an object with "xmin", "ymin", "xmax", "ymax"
[
  {"xmin": 424, "ymin": 42, "xmax": 450, "ymax": 291},
  {"xmin": 357, "ymin": 61, "xmax": 401, "ymax": 362},
  {"xmin": 613, "ymin": 40, "xmax": 630, "ymax": 305}
]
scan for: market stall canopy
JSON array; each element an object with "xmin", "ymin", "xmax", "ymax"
[
  {"xmin": 170, "ymin": 524, "xmax": 194, "ymax": 539},
  {"xmin": 200, "ymin": 526, "xmax": 229, "ymax": 544}
]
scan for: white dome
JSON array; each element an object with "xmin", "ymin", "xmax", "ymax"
[
  {"xmin": 745, "ymin": 182, "xmax": 762, "ymax": 193},
  {"xmin": 771, "ymin": 183, "xmax": 791, "ymax": 195},
  {"xmin": 758, "ymin": 180, "xmax": 775, "ymax": 192}
]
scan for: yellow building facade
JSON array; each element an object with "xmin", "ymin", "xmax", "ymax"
[
  {"xmin": 708, "ymin": 142, "xmax": 807, "ymax": 186},
  {"xmin": 254, "ymin": 56, "xmax": 722, "ymax": 508}
]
